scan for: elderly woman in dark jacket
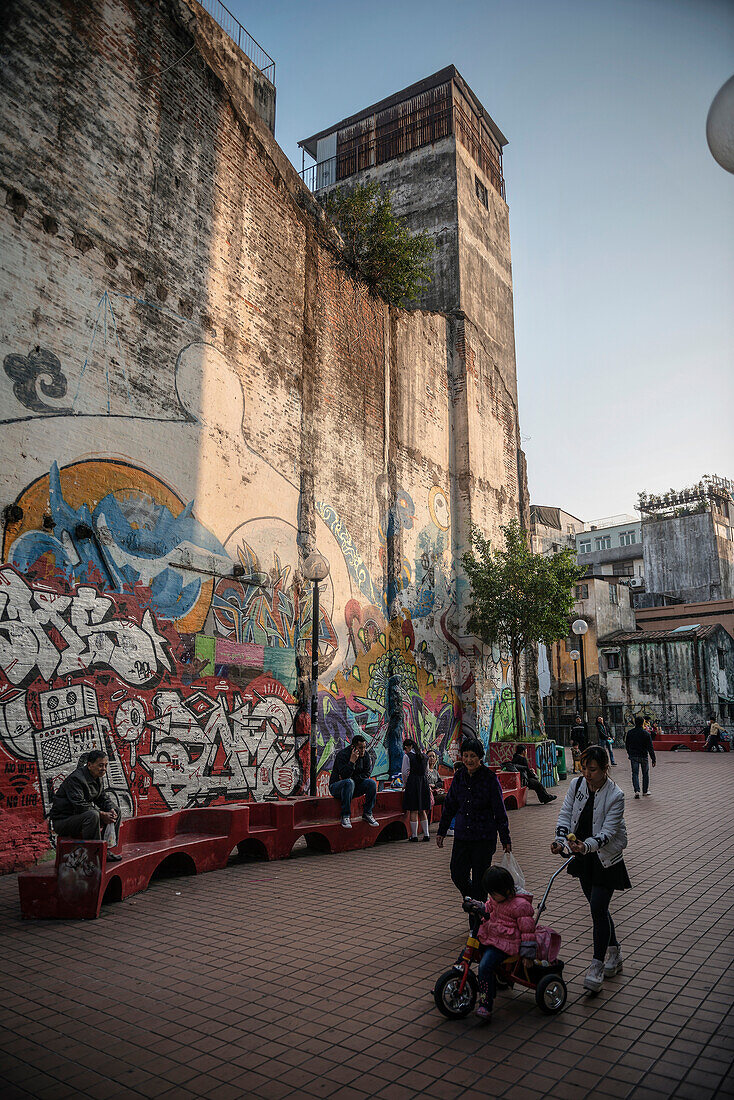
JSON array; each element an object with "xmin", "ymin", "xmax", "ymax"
[{"xmin": 436, "ymin": 739, "xmax": 511, "ymax": 902}]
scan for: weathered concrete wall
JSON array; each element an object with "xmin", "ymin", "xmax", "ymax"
[
  {"xmin": 599, "ymin": 631, "xmax": 734, "ymax": 716},
  {"xmin": 0, "ymin": 0, "xmax": 527, "ymax": 870},
  {"xmin": 643, "ymin": 512, "xmax": 731, "ymax": 602}
]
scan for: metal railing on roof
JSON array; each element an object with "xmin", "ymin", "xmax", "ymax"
[
  {"xmin": 299, "ymin": 104, "xmax": 504, "ymax": 197},
  {"xmin": 199, "ymin": 0, "xmax": 275, "ymax": 83}
]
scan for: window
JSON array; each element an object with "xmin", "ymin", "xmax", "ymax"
[
  {"xmin": 475, "ymin": 176, "xmax": 488, "ymax": 208},
  {"xmin": 609, "ymin": 584, "xmax": 619, "ymax": 605},
  {"xmin": 719, "ymin": 648, "xmax": 726, "ymax": 670},
  {"xmin": 619, "ymin": 530, "xmax": 637, "ymax": 546},
  {"xmin": 579, "ymin": 539, "xmax": 592, "ymax": 554},
  {"xmin": 605, "ymin": 652, "xmax": 620, "ymax": 670},
  {"xmin": 595, "ymin": 536, "xmax": 612, "ymax": 551},
  {"xmin": 608, "ymin": 704, "xmax": 623, "ymax": 725},
  {"xmin": 613, "ymin": 561, "xmax": 634, "ymax": 577},
  {"xmin": 575, "ymin": 584, "xmax": 589, "ymax": 599}
]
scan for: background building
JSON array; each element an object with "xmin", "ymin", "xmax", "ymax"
[
  {"xmin": 638, "ymin": 475, "xmax": 734, "ymax": 604},
  {"xmin": 529, "ymin": 505, "xmax": 584, "ymax": 556},
  {"xmin": 598, "ymin": 625, "xmax": 734, "ymax": 728},
  {"xmin": 575, "ymin": 514, "xmax": 644, "ymax": 585}
]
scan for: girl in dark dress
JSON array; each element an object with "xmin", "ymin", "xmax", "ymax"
[
  {"xmin": 401, "ymin": 738, "xmax": 431, "ymax": 842},
  {"xmin": 551, "ymin": 745, "xmax": 631, "ymax": 992}
]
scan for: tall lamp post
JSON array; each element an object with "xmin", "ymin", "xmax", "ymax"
[
  {"xmin": 570, "ymin": 649, "xmax": 580, "ymax": 716},
  {"xmin": 571, "ymin": 619, "xmax": 589, "ymax": 726},
  {"xmin": 302, "ymin": 551, "xmax": 331, "ymax": 796}
]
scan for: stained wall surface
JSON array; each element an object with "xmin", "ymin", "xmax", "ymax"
[{"xmin": 0, "ymin": 0, "xmax": 527, "ymax": 871}]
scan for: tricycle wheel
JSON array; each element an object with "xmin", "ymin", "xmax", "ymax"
[
  {"xmin": 535, "ymin": 973, "xmax": 567, "ymax": 1014},
  {"xmin": 433, "ymin": 968, "xmax": 477, "ymax": 1018}
]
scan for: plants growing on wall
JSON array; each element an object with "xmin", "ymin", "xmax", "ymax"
[
  {"xmin": 322, "ymin": 181, "xmax": 434, "ymax": 306},
  {"xmin": 463, "ymin": 520, "xmax": 583, "ymax": 740}
]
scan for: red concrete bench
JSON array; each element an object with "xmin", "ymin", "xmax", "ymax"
[
  {"xmin": 652, "ymin": 734, "xmax": 729, "ymax": 752},
  {"xmin": 17, "ymin": 792, "xmax": 408, "ymax": 920},
  {"xmin": 496, "ymin": 770, "xmax": 528, "ymax": 810}
]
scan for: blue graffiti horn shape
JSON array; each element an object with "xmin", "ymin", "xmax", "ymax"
[{"xmin": 9, "ymin": 462, "xmax": 228, "ymax": 621}]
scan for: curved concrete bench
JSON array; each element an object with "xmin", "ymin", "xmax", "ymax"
[{"xmin": 17, "ymin": 792, "xmax": 408, "ymax": 920}]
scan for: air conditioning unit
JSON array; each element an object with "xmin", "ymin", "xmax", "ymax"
[{"xmin": 629, "ymin": 578, "xmax": 645, "ymax": 589}]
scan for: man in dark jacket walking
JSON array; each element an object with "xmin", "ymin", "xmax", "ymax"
[
  {"xmin": 329, "ymin": 734, "xmax": 379, "ymax": 829},
  {"xmin": 625, "ymin": 716, "xmax": 656, "ymax": 799},
  {"xmin": 436, "ymin": 739, "xmax": 511, "ymax": 901},
  {"xmin": 51, "ymin": 750, "xmax": 122, "ymax": 860}
]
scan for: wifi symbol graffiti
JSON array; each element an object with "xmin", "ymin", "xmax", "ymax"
[{"xmin": 8, "ymin": 774, "xmax": 28, "ymax": 795}]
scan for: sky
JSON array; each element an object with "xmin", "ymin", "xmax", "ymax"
[{"xmin": 227, "ymin": 0, "xmax": 733, "ymax": 522}]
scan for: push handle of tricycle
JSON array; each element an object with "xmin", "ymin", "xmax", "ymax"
[{"xmin": 535, "ymin": 855, "xmax": 576, "ymax": 922}]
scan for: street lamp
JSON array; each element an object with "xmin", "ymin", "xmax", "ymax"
[
  {"xmin": 302, "ymin": 550, "xmax": 331, "ymax": 796},
  {"xmin": 570, "ymin": 649, "xmax": 580, "ymax": 716},
  {"xmin": 571, "ymin": 619, "xmax": 589, "ymax": 725}
]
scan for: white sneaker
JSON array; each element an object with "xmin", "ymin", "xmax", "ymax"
[
  {"xmin": 363, "ymin": 814, "xmax": 379, "ymax": 827},
  {"xmin": 604, "ymin": 946, "xmax": 623, "ymax": 977},
  {"xmin": 340, "ymin": 816, "xmax": 352, "ymax": 829},
  {"xmin": 583, "ymin": 959, "xmax": 605, "ymax": 992}
]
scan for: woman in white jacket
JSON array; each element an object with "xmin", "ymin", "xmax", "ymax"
[{"xmin": 551, "ymin": 745, "xmax": 630, "ymax": 992}]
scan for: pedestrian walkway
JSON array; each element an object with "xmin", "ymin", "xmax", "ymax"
[{"xmin": 0, "ymin": 753, "xmax": 732, "ymax": 1100}]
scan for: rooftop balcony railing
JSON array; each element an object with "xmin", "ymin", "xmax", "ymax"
[
  {"xmin": 299, "ymin": 105, "xmax": 504, "ymax": 197},
  {"xmin": 199, "ymin": 0, "xmax": 275, "ymax": 83}
]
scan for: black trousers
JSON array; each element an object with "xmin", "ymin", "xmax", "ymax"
[
  {"xmin": 580, "ymin": 880, "xmax": 618, "ymax": 959},
  {"xmin": 526, "ymin": 774, "xmax": 552, "ymax": 803},
  {"xmin": 449, "ymin": 837, "xmax": 497, "ymax": 901},
  {"xmin": 53, "ymin": 809, "xmax": 119, "ymax": 845}
]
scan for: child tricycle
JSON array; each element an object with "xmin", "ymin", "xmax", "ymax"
[{"xmin": 433, "ymin": 855, "xmax": 574, "ymax": 1018}]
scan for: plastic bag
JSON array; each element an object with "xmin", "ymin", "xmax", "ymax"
[{"xmin": 497, "ymin": 851, "xmax": 526, "ymax": 892}]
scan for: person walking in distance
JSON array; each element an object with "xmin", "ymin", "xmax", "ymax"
[
  {"xmin": 595, "ymin": 715, "xmax": 617, "ymax": 765},
  {"xmin": 551, "ymin": 745, "xmax": 630, "ymax": 992},
  {"xmin": 625, "ymin": 716, "xmax": 656, "ymax": 798}
]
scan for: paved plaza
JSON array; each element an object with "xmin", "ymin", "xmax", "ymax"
[{"xmin": 0, "ymin": 752, "xmax": 732, "ymax": 1100}]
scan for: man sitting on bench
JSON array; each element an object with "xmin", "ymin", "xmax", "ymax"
[
  {"xmin": 51, "ymin": 750, "xmax": 122, "ymax": 861},
  {"xmin": 329, "ymin": 735, "xmax": 379, "ymax": 829}
]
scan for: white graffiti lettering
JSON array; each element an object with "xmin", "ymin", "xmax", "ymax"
[{"xmin": 0, "ymin": 568, "xmax": 171, "ymax": 687}]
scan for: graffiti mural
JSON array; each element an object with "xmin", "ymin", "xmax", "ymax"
[
  {"xmin": 0, "ymin": 564, "xmax": 301, "ymax": 852},
  {"xmin": 4, "ymin": 460, "xmax": 226, "ymax": 629}
]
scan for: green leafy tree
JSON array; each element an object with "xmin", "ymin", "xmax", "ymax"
[
  {"xmin": 322, "ymin": 181, "xmax": 434, "ymax": 306},
  {"xmin": 463, "ymin": 520, "xmax": 583, "ymax": 740}
]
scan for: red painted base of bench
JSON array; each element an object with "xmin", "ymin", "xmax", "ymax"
[
  {"xmin": 18, "ymin": 791, "xmax": 409, "ymax": 920},
  {"xmin": 652, "ymin": 734, "xmax": 729, "ymax": 752}
]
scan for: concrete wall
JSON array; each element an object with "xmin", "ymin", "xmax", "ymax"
[
  {"xmin": 326, "ymin": 139, "xmax": 461, "ymax": 316},
  {"xmin": 643, "ymin": 511, "xmax": 730, "ymax": 601},
  {"xmin": 599, "ymin": 631, "xmax": 734, "ymax": 716},
  {"xmin": 0, "ymin": 0, "xmax": 527, "ymax": 870}
]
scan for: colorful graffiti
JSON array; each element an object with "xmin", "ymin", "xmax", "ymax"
[
  {"xmin": 0, "ymin": 566, "xmax": 301, "ymax": 841},
  {"xmin": 0, "ymin": 450, "xmax": 522, "ymax": 869},
  {"xmin": 3, "ymin": 460, "xmax": 224, "ymax": 630},
  {"xmin": 315, "ymin": 610, "xmax": 463, "ymax": 793}
]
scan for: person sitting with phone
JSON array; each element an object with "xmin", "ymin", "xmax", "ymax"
[{"xmin": 329, "ymin": 734, "xmax": 379, "ymax": 829}]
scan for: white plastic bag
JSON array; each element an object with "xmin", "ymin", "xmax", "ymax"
[{"xmin": 497, "ymin": 851, "xmax": 526, "ymax": 892}]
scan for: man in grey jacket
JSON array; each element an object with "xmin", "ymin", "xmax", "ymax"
[{"xmin": 51, "ymin": 750, "xmax": 122, "ymax": 861}]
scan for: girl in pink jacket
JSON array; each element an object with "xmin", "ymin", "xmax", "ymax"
[{"xmin": 470, "ymin": 866, "xmax": 537, "ymax": 1021}]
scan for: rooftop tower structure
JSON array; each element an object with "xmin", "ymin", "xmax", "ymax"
[{"xmin": 299, "ymin": 65, "xmax": 519, "ymax": 409}]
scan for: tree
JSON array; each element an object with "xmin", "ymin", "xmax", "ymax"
[
  {"xmin": 322, "ymin": 181, "xmax": 434, "ymax": 306},
  {"xmin": 462, "ymin": 520, "xmax": 583, "ymax": 740}
]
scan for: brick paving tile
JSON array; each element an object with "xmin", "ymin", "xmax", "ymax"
[{"xmin": 1, "ymin": 755, "xmax": 733, "ymax": 1100}]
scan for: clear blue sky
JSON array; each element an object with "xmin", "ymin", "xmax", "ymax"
[{"xmin": 229, "ymin": 0, "xmax": 733, "ymax": 521}]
